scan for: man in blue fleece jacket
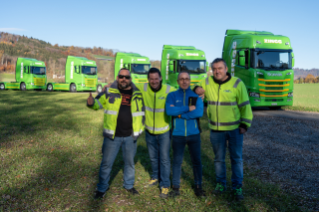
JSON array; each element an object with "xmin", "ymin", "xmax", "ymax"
[{"xmin": 165, "ymin": 71, "xmax": 206, "ymax": 197}]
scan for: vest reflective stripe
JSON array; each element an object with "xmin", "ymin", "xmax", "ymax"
[
  {"xmin": 238, "ymin": 101, "xmax": 250, "ymax": 108},
  {"xmin": 207, "ymin": 101, "xmax": 237, "ymax": 106},
  {"xmin": 104, "ymin": 110, "xmax": 118, "ymax": 115},
  {"xmin": 133, "ymin": 129, "xmax": 143, "ymax": 136},
  {"xmin": 144, "ymin": 83, "xmax": 148, "ymax": 92},
  {"xmin": 103, "ymin": 128, "xmax": 115, "ymax": 135},
  {"xmin": 132, "ymin": 111, "xmax": 145, "ymax": 117},
  {"xmin": 206, "ymin": 77, "xmax": 209, "ymax": 85},
  {"xmin": 145, "ymin": 106, "xmax": 165, "ymax": 112},
  {"xmin": 233, "ymin": 79, "xmax": 241, "ymax": 88},
  {"xmin": 241, "ymin": 118, "xmax": 252, "ymax": 124},
  {"xmin": 145, "ymin": 125, "xmax": 169, "ymax": 132},
  {"xmin": 209, "ymin": 120, "xmax": 241, "ymax": 126},
  {"xmin": 165, "ymin": 85, "xmax": 171, "ymax": 93},
  {"xmin": 96, "ymin": 99, "xmax": 103, "ymax": 109}
]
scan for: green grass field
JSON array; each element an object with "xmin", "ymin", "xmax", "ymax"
[
  {"xmin": 282, "ymin": 84, "xmax": 319, "ymax": 112},
  {"xmin": 0, "ymin": 73, "xmax": 15, "ymax": 82},
  {"xmin": 0, "ymin": 91, "xmax": 308, "ymax": 211}
]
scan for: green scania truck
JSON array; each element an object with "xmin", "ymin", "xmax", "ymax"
[
  {"xmin": 0, "ymin": 57, "xmax": 46, "ymax": 91},
  {"xmin": 160, "ymin": 45, "xmax": 208, "ymax": 88},
  {"xmin": 222, "ymin": 29, "xmax": 294, "ymax": 108},
  {"xmin": 114, "ymin": 52, "xmax": 151, "ymax": 84},
  {"xmin": 47, "ymin": 56, "xmax": 106, "ymax": 92}
]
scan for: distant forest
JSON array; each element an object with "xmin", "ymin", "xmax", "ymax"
[{"xmin": 0, "ymin": 32, "xmax": 160, "ymax": 82}]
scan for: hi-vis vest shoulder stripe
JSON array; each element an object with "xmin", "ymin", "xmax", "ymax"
[
  {"xmin": 88, "ymin": 81, "xmax": 145, "ymax": 139},
  {"xmin": 201, "ymin": 76, "xmax": 253, "ymax": 131},
  {"xmin": 141, "ymin": 83, "xmax": 174, "ymax": 134}
]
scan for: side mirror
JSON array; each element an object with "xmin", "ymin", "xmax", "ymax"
[
  {"xmin": 124, "ymin": 64, "xmax": 128, "ymax": 69},
  {"xmin": 238, "ymin": 51, "xmax": 245, "ymax": 67},
  {"xmin": 169, "ymin": 61, "xmax": 174, "ymax": 72},
  {"xmin": 291, "ymin": 52, "xmax": 295, "ymax": 68}
]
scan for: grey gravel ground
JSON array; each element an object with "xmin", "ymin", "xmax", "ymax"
[{"xmin": 244, "ymin": 115, "xmax": 319, "ymax": 210}]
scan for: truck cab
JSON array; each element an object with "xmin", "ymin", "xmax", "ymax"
[
  {"xmin": 161, "ymin": 45, "xmax": 208, "ymax": 88},
  {"xmin": 47, "ymin": 56, "xmax": 106, "ymax": 92},
  {"xmin": 222, "ymin": 30, "xmax": 294, "ymax": 108},
  {"xmin": 0, "ymin": 57, "xmax": 46, "ymax": 91},
  {"xmin": 114, "ymin": 52, "xmax": 151, "ymax": 84}
]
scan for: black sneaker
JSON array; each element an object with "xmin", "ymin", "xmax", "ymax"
[
  {"xmin": 126, "ymin": 187, "xmax": 139, "ymax": 195},
  {"xmin": 94, "ymin": 191, "xmax": 106, "ymax": 199},
  {"xmin": 195, "ymin": 187, "xmax": 206, "ymax": 197},
  {"xmin": 211, "ymin": 183, "xmax": 226, "ymax": 195},
  {"xmin": 234, "ymin": 185, "xmax": 244, "ymax": 201},
  {"xmin": 168, "ymin": 187, "xmax": 180, "ymax": 198}
]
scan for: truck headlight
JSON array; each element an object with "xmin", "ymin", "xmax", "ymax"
[
  {"xmin": 31, "ymin": 83, "xmax": 34, "ymax": 85},
  {"xmin": 249, "ymin": 92, "xmax": 260, "ymax": 98},
  {"xmin": 81, "ymin": 84, "xmax": 85, "ymax": 87},
  {"xmin": 286, "ymin": 72, "xmax": 292, "ymax": 75},
  {"xmin": 257, "ymin": 71, "xmax": 263, "ymax": 75},
  {"xmin": 288, "ymin": 92, "xmax": 293, "ymax": 97}
]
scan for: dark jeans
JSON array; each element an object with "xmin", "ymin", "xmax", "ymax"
[
  {"xmin": 172, "ymin": 134, "xmax": 202, "ymax": 188},
  {"xmin": 97, "ymin": 136, "xmax": 137, "ymax": 192},
  {"xmin": 210, "ymin": 128, "xmax": 243, "ymax": 190},
  {"xmin": 145, "ymin": 130, "xmax": 171, "ymax": 188}
]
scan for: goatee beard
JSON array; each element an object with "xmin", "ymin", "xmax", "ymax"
[{"xmin": 119, "ymin": 81, "xmax": 131, "ymax": 89}]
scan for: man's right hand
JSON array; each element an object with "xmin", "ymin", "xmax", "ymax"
[
  {"xmin": 195, "ymin": 87, "xmax": 205, "ymax": 95},
  {"xmin": 87, "ymin": 92, "xmax": 94, "ymax": 105},
  {"xmin": 189, "ymin": 105, "xmax": 196, "ymax": 111}
]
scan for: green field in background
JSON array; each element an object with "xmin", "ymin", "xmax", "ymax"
[
  {"xmin": 0, "ymin": 73, "xmax": 15, "ymax": 82},
  {"xmin": 283, "ymin": 84, "xmax": 319, "ymax": 112},
  {"xmin": 0, "ymin": 91, "xmax": 308, "ymax": 211}
]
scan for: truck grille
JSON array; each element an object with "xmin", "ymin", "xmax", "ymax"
[
  {"xmin": 33, "ymin": 78, "xmax": 45, "ymax": 86},
  {"xmin": 85, "ymin": 78, "xmax": 96, "ymax": 87},
  {"xmin": 258, "ymin": 78, "xmax": 290, "ymax": 97}
]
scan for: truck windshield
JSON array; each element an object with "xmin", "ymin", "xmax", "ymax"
[
  {"xmin": 131, "ymin": 64, "xmax": 150, "ymax": 74},
  {"xmin": 252, "ymin": 50, "xmax": 292, "ymax": 70},
  {"xmin": 82, "ymin": 66, "xmax": 97, "ymax": 75},
  {"xmin": 178, "ymin": 60, "xmax": 206, "ymax": 74},
  {"xmin": 31, "ymin": 67, "xmax": 46, "ymax": 75}
]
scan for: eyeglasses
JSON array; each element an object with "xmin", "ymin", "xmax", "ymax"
[{"xmin": 118, "ymin": 75, "xmax": 131, "ymax": 79}]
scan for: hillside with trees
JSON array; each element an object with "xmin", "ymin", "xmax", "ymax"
[{"xmin": 0, "ymin": 32, "xmax": 160, "ymax": 82}]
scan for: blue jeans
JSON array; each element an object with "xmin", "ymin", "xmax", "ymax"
[
  {"xmin": 210, "ymin": 128, "xmax": 243, "ymax": 190},
  {"xmin": 97, "ymin": 136, "xmax": 137, "ymax": 192},
  {"xmin": 145, "ymin": 130, "xmax": 171, "ymax": 188},
  {"xmin": 172, "ymin": 134, "xmax": 202, "ymax": 188}
]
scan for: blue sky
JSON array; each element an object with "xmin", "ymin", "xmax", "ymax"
[{"xmin": 1, "ymin": 0, "xmax": 318, "ymax": 69}]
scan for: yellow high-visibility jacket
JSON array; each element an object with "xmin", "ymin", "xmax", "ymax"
[
  {"xmin": 87, "ymin": 81, "xmax": 145, "ymax": 139},
  {"xmin": 197, "ymin": 75, "xmax": 253, "ymax": 131}
]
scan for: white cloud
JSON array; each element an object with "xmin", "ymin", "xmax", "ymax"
[{"xmin": 0, "ymin": 28, "xmax": 25, "ymax": 32}]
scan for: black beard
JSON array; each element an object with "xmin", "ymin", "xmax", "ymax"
[{"xmin": 118, "ymin": 81, "xmax": 132, "ymax": 89}]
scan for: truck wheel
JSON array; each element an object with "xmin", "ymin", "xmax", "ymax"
[
  {"xmin": 0, "ymin": 83, "xmax": 5, "ymax": 90},
  {"xmin": 47, "ymin": 83, "xmax": 53, "ymax": 91},
  {"xmin": 20, "ymin": 82, "xmax": 26, "ymax": 91},
  {"xmin": 97, "ymin": 85, "xmax": 102, "ymax": 93},
  {"xmin": 70, "ymin": 83, "xmax": 77, "ymax": 92}
]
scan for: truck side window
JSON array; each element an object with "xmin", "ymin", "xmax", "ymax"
[
  {"xmin": 24, "ymin": 66, "xmax": 27, "ymax": 73},
  {"xmin": 173, "ymin": 61, "xmax": 176, "ymax": 73},
  {"xmin": 245, "ymin": 50, "xmax": 249, "ymax": 68}
]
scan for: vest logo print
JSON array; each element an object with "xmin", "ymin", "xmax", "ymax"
[
  {"xmin": 224, "ymin": 90, "xmax": 231, "ymax": 93},
  {"xmin": 158, "ymin": 96, "xmax": 165, "ymax": 100}
]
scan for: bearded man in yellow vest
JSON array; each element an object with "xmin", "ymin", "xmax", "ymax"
[
  {"xmin": 135, "ymin": 68, "xmax": 175, "ymax": 198},
  {"xmin": 194, "ymin": 58, "xmax": 253, "ymax": 201},
  {"xmin": 87, "ymin": 68, "xmax": 145, "ymax": 199}
]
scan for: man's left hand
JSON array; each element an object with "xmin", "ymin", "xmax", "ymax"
[{"xmin": 239, "ymin": 127, "xmax": 247, "ymax": 134}]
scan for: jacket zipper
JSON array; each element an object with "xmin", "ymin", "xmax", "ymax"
[
  {"xmin": 183, "ymin": 89, "xmax": 187, "ymax": 137},
  {"xmin": 153, "ymin": 91, "xmax": 156, "ymax": 133},
  {"xmin": 217, "ymin": 84, "xmax": 221, "ymax": 130}
]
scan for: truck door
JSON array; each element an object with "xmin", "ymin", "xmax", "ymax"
[
  {"xmin": 235, "ymin": 49, "xmax": 250, "ymax": 87},
  {"xmin": 168, "ymin": 60, "xmax": 178, "ymax": 88}
]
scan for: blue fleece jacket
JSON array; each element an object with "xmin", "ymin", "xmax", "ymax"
[{"xmin": 165, "ymin": 87, "xmax": 204, "ymax": 136}]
